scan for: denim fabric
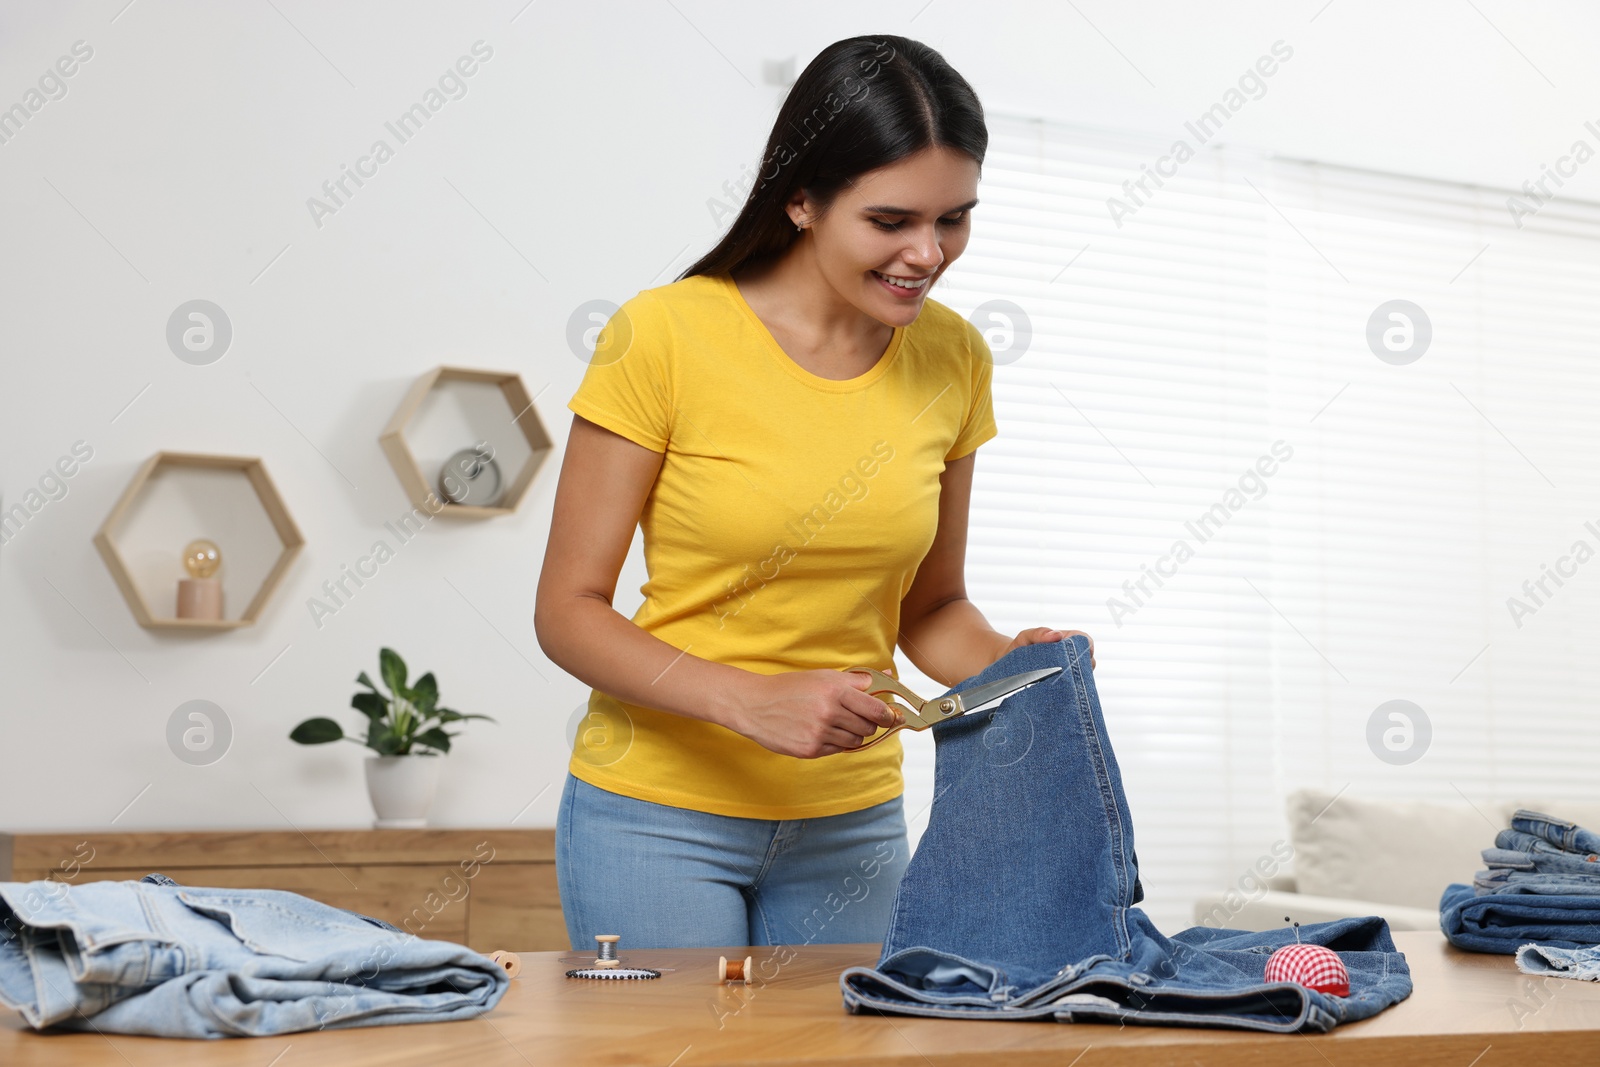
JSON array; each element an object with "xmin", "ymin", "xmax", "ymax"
[
  {"xmin": 1512, "ymin": 810, "xmax": 1600, "ymax": 856},
  {"xmin": 1474, "ymin": 845, "xmax": 1600, "ymax": 895},
  {"xmin": 1496, "ymin": 828, "xmax": 1600, "ymax": 861},
  {"xmin": 1480, "ymin": 846, "xmax": 1600, "ymax": 878},
  {"xmin": 1516, "ymin": 942, "xmax": 1600, "ymax": 981},
  {"xmin": 557, "ymin": 775, "xmax": 909, "ymax": 949},
  {"xmin": 840, "ymin": 636, "xmax": 1412, "ymax": 1033},
  {"xmin": 1474, "ymin": 871, "xmax": 1600, "ymax": 895},
  {"xmin": 1440, "ymin": 882, "xmax": 1600, "ymax": 953},
  {"xmin": 139, "ymin": 873, "xmax": 404, "ymax": 932},
  {"xmin": 1482, "ymin": 825, "xmax": 1600, "ymax": 894},
  {"xmin": 0, "ymin": 878, "xmax": 509, "ymax": 1038},
  {"xmin": 1473, "ymin": 874, "xmax": 1600, "ymax": 895},
  {"xmin": 1446, "ymin": 810, "xmax": 1600, "ymax": 940}
]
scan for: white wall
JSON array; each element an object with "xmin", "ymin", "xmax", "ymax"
[{"xmin": 3, "ymin": 0, "xmax": 1598, "ymax": 839}]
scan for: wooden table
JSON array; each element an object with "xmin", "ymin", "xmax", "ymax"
[{"xmin": 3, "ymin": 932, "xmax": 1599, "ymax": 1064}]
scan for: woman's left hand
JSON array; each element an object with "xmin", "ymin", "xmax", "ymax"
[{"xmin": 999, "ymin": 627, "xmax": 1095, "ymax": 669}]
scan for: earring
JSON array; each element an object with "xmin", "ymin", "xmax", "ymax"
[{"xmin": 795, "ymin": 223, "xmax": 804, "ymax": 232}]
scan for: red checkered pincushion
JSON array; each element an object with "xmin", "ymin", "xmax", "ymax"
[{"xmin": 1264, "ymin": 943, "xmax": 1350, "ymax": 997}]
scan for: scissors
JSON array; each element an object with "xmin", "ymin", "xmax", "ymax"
[{"xmin": 842, "ymin": 665, "xmax": 1063, "ymax": 751}]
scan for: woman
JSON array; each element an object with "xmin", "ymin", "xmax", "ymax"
[{"xmin": 535, "ymin": 34, "xmax": 1093, "ymax": 951}]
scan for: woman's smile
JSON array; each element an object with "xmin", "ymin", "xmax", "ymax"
[{"xmin": 870, "ymin": 269, "xmax": 933, "ymax": 298}]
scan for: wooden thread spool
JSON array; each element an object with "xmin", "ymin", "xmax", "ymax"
[
  {"xmin": 489, "ymin": 950, "xmax": 522, "ymax": 978},
  {"xmin": 595, "ymin": 933, "xmax": 621, "ymax": 969},
  {"xmin": 718, "ymin": 954, "xmax": 753, "ymax": 984}
]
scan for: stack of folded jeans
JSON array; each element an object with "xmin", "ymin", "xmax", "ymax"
[
  {"xmin": 1440, "ymin": 809, "xmax": 1600, "ymax": 956},
  {"xmin": 0, "ymin": 873, "xmax": 509, "ymax": 1038},
  {"xmin": 841, "ymin": 636, "xmax": 1413, "ymax": 1033}
]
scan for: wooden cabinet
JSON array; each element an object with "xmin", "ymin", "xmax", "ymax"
[{"xmin": 0, "ymin": 828, "xmax": 566, "ymax": 952}]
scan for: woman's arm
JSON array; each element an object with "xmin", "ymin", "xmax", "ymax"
[
  {"xmin": 534, "ymin": 414, "xmax": 900, "ymax": 757},
  {"xmin": 897, "ymin": 452, "xmax": 1094, "ymax": 688}
]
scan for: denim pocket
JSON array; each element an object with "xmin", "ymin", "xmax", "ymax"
[
  {"xmin": 877, "ymin": 947, "xmax": 1010, "ymax": 1000},
  {"xmin": 176, "ymin": 888, "xmax": 375, "ymax": 963}
]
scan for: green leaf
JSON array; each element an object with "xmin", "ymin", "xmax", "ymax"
[
  {"xmin": 411, "ymin": 672, "xmax": 439, "ymax": 716},
  {"xmin": 379, "ymin": 648, "xmax": 407, "ymax": 696},
  {"xmin": 351, "ymin": 691, "xmax": 387, "ymax": 721},
  {"xmin": 290, "ymin": 718, "xmax": 344, "ymax": 744},
  {"xmin": 414, "ymin": 728, "xmax": 452, "ymax": 754},
  {"xmin": 372, "ymin": 730, "xmax": 405, "ymax": 756},
  {"xmin": 355, "ymin": 671, "xmax": 379, "ymax": 692},
  {"xmin": 434, "ymin": 708, "xmax": 496, "ymax": 724}
]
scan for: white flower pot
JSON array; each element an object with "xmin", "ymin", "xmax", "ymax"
[{"xmin": 365, "ymin": 754, "xmax": 441, "ymax": 828}]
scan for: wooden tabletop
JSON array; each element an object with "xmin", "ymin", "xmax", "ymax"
[{"xmin": 4, "ymin": 932, "xmax": 1600, "ymax": 1064}]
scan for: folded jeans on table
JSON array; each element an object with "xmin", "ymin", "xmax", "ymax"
[
  {"xmin": 1496, "ymin": 828, "xmax": 1600, "ymax": 863},
  {"xmin": 1473, "ymin": 869, "xmax": 1600, "ymax": 896},
  {"xmin": 1510, "ymin": 810, "xmax": 1600, "ymax": 857},
  {"xmin": 1475, "ymin": 839, "xmax": 1600, "ymax": 895},
  {"xmin": 1440, "ymin": 882, "xmax": 1600, "ymax": 953},
  {"xmin": 0, "ymin": 876, "xmax": 509, "ymax": 1038},
  {"xmin": 839, "ymin": 636, "xmax": 1413, "ymax": 1033},
  {"xmin": 1480, "ymin": 845, "xmax": 1600, "ymax": 881},
  {"xmin": 1446, "ymin": 811, "xmax": 1600, "ymax": 939}
]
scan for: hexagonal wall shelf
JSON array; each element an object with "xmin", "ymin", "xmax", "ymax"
[
  {"xmin": 93, "ymin": 452, "xmax": 305, "ymax": 632},
  {"xmin": 379, "ymin": 366, "xmax": 552, "ymax": 519}
]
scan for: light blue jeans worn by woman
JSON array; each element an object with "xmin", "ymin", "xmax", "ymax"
[{"xmin": 556, "ymin": 775, "xmax": 910, "ymax": 950}]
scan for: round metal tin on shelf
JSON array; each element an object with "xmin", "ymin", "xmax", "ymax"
[{"xmin": 438, "ymin": 448, "xmax": 503, "ymax": 507}]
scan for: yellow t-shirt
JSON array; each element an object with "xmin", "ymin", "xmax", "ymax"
[{"xmin": 565, "ymin": 272, "xmax": 998, "ymax": 819}]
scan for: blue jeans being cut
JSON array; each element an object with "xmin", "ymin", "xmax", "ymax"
[
  {"xmin": 0, "ymin": 878, "xmax": 508, "ymax": 1038},
  {"xmin": 840, "ymin": 636, "xmax": 1413, "ymax": 1033},
  {"xmin": 556, "ymin": 775, "xmax": 909, "ymax": 950}
]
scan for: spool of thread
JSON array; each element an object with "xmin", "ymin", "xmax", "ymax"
[
  {"xmin": 489, "ymin": 950, "xmax": 522, "ymax": 978},
  {"xmin": 718, "ymin": 954, "xmax": 753, "ymax": 984},
  {"xmin": 595, "ymin": 934, "xmax": 621, "ymax": 969}
]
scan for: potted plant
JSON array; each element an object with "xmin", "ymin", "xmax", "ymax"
[{"xmin": 290, "ymin": 648, "xmax": 495, "ymax": 827}]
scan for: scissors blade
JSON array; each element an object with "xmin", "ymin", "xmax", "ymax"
[{"xmin": 956, "ymin": 666, "xmax": 1062, "ymax": 716}]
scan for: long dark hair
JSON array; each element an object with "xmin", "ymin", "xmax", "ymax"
[{"xmin": 677, "ymin": 35, "xmax": 987, "ymax": 281}]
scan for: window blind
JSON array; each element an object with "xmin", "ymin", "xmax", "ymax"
[{"xmin": 895, "ymin": 112, "xmax": 1600, "ymax": 931}]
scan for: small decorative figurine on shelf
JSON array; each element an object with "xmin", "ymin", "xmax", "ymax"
[
  {"xmin": 438, "ymin": 443, "xmax": 503, "ymax": 508},
  {"xmin": 176, "ymin": 538, "xmax": 223, "ymax": 620}
]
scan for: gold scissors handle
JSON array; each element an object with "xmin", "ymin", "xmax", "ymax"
[{"xmin": 843, "ymin": 667, "xmax": 968, "ymax": 751}]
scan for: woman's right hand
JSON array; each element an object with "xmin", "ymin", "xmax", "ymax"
[{"xmin": 723, "ymin": 669, "xmax": 905, "ymax": 759}]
